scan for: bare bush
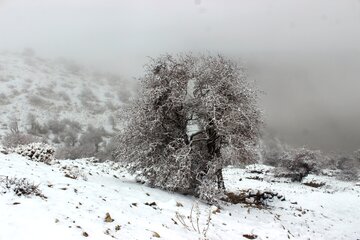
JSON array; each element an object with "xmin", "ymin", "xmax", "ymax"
[
  {"xmin": 354, "ymin": 149, "xmax": 360, "ymax": 162},
  {"xmin": 2, "ymin": 117, "xmax": 43, "ymax": 148},
  {"xmin": 175, "ymin": 202, "xmax": 213, "ymax": 239},
  {"xmin": 0, "ymin": 176, "xmax": 45, "ymax": 198},
  {"xmin": 335, "ymin": 156, "xmax": 359, "ymax": 181},
  {"xmin": 100, "ymin": 137, "xmax": 119, "ymax": 161},
  {"xmin": 276, "ymin": 147, "xmax": 326, "ymax": 182},
  {"xmin": 11, "ymin": 142, "xmax": 55, "ymax": 164},
  {"xmin": 80, "ymin": 125, "xmax": 109, "ymax": 152},
  {"xmin": 56, "ymin": 120, "xmax": 82, "ymax": 147},
  {"xmin": 62, "ymin": 130, "xmax": 79, "ymax": 147},
  {"xmin": 2, "ymin": 132, "xmax": 40, "ymax": 148},
  {"xmin": 27, "ymin": 114, "xmax": 49, "ymax": 136},
  {"xmin": 61, "ymin": 165, "xmax": 88, "ymax": 181},
  {"xmin": 47, "ymin": 119, "xmax": 82, "ymax": 145},
  {"xmin": 8, "ymin": 117, "xmax": 20, "ymax": 134},
  {"xmin": 55, "ymin": 125, "xmax": 110, "ymax": 160}
]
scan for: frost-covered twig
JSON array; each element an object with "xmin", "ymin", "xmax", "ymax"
[{"xmin": 175, "ymin": 202, "xmax": 213, "ymax": 239}]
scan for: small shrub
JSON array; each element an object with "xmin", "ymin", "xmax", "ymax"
[
  {"xmin": 11, "ymin": 142, "xmax": 55, "ymax": 164},
  {"xmin": 175, "ymin": 202, "xmax": 213, "ymax": 239},
  {"xmin": 61, "ymin": 165, "xmax": 88, "ymax": 181},
  {"xmin": 61, "ymin": 131, "xmax": 79, "ymax": 147},
  {"xmin": 335, "ymin": 156, "xmax": 359, "ymax": 181},
  {"xmin": 337, "ymin": 156, "xmax": 356, "ymax": 170},
  {"xmin": 0, "ymin": 145, "xmax": 8, "ymax": 155},
  {"xmin": 337, "ymin": 168, "xmax": 359, "ymax": 181},
  {"xmin": 100, "ymin": 137, "xmax": 119, "ymax": 161},
  {"xmin": 8, "ymin": 118, "xmax": 20, "ymax": 134},
  {"xmin": 52, "ymin": 120, "xmax": 82, "ymax": 147},
  {"xmin": 277, "ymin": 147, "xmax": 325, "ymax": 182},
  {"xmin": 27, "ymin": 114, "xmax": 49, "ymax": 136},
  {"xmin": 0, "ymin": 176, "xmax": 45, "ymax": 198}
]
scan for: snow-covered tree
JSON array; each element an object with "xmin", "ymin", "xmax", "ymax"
[
  {"xmin": 115, "ymin": 54, "xmax": 262, "ymax": 202},
  {"xmin": 276, "ymin": 147, "xmax": 328, "ymax": 181}
]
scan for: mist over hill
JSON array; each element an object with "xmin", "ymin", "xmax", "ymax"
[{"xmin": 0, "ymin": 51, "xmax": 131, "ymax": 135}]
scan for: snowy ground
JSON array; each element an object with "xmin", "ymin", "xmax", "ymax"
[{"xmin": 1, "ymin": 152, "xmax": 359, "ymax": 240}]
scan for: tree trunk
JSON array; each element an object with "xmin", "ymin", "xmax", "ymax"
[
  {"xmin": 206, "ymin": 120, "xmax": 225, "ymax": 190},
  {"xmin": 216, "ymin": 169, "xmax": 225, "ymax": 190}
]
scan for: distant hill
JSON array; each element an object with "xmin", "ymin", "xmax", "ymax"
[{"xmin": 0, "ymin": 51, "xmax": 131, "ymax": 137}]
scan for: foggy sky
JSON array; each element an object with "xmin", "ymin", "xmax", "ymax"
[{"xmin": 0, "ymin": 0, "xmax": 359, "ymax": 152}]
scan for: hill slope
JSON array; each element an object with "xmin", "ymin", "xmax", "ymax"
[
  {"xmin": 0, "ymin": 51, "xmax": 129, "ymax": 136},
  {"xmin": 1, "ymin": 152, "xmax": 359, "ymax": 240}
]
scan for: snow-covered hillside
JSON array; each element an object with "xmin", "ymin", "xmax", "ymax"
[
  {"xmin": 1, "ymin": 152, "xmax": 359, "ymax": 240},
  {"xmin": 0, "ymin": 51, "xmax": 129, "ymax": 136}
]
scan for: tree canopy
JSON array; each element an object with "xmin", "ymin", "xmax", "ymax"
[{"xmin": 115, "ymin": 53, "xmax": 262, "ymax": 202}]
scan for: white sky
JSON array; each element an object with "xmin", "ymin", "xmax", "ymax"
[{"xmin": 0, "ymin": 0, "xmax": 359, "ymax": 75}]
